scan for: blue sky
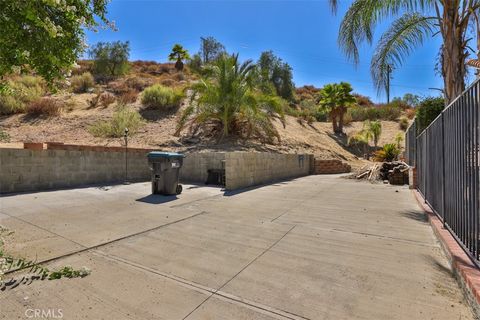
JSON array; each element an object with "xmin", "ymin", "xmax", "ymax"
[{"xmin": 85, "ymin": 0, "xmax": 451, "ymax": 102}]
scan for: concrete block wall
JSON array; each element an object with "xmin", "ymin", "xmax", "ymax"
[
  {"xmin": 0, "ymin": 147, "xmax": 313, "ymax": 193},
  {"xmin": 0, "ymin": 148, "xmax": 150, "ymax": 194},
  {"xmin": 180, "ymin": 152, "xmax": 225, "ymax": 183},
  {"xmin": 225, "ymin": 152, "xmax": 313, "ymax": 190}
]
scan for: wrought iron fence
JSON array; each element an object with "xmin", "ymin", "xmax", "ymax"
[{"xmin": 411, "ymin": 79, "xmax": 480, "ymax": 263}]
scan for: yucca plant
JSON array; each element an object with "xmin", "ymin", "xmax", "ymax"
[
  {"xmin": 175, "ymin": 53, "xmax": 285, "ymax": 143},
  {"xmin": 366, "ymin": 120, "xmax": 382, "ymax": 148}
]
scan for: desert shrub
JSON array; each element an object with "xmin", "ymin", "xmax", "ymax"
[
  {"xmin": 347, "ymin": 131, "xmax": 370, "ymax": 157},
  {"xmin": 70, "ymin": 72, "xmax": 94, "ymax": 93},
  {"xmin": 0, "ymin": 76, "xmax": 46, "ymax": 115},
  {"xmin": 118, "ymin": 90, "xmax": 138, "ymax": 104},
  {"xmin": 399, "ymin": 116, "xmax": 409, "ymax": 131},
  {"xmin": 141, "ymin": 84, "xmax": 183, "ymax": 109},
  {"xmin": 27, "ymin": 97, "xmax": 63, "ymax": 116},
  {"xmin": 89, "ymin": 105, "xmax": 144, "ymax": 138},
  {"xmin": 107, "ymin": 81, "xmax": 130, "ymax": 95},
  {"xmin": 374, "ymin": 143, "xmax": 400, "ymax": 162},
  {"xmin": 89, "ymin": 92, "xmax": 116, "ymax": 108},
  {"xmin": 174, "ymin": 73, "xmax": 185, "ymax": 81},
  {"xmin": 0, "ymin": 130, "xmax": 10, "ymax": 142},
  {"xmin": 125, "ymin": 77, "xmax": 152, "ymax": 91},
  {"xmin": 347, "ymin": 104, "xmax": 401, "ymax": 121},
  {"xmin": 160, "ymin": 78, "xmax": 175, "ymax": 87},
  {"xmin": 416, "ymin": 97, "xmax": 445, "ymax": 132},
  {"xmin": 405, "ymin": 107, "xmax": 416, "ymax": 119},
  {"xmin": 354, "ymin": 93, "xmax": 374, "ymax": 107},
  {"xmin": 71, "ymin": 61, "xmax": 93, "ymax": 76}
]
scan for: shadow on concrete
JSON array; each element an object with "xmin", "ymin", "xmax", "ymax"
[
  {"xmin": 135, "ymin": 194, "xmax": 178, "ymax": 204},
  {"xmin": 0, "ymin": 181, "xmax": 148, "ymax": 197},
  {"xmin": 399, "ymin": 210, "xmax": 428, "ymax": 223},
  {"xmin": 223, "ymin": 178, "xmax": 301, "ymax": 197}
]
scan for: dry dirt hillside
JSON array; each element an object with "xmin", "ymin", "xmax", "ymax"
[{"xmin": 0, "ymin": 62, "xmax": 406, "ymax": 170}]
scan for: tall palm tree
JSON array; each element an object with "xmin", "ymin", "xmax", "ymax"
[
  {"xmin": 175, "ymin": 53, "xmax": 285, "ymax": 142},
  {"xmin": 318, "ymin": 82, "xmax": 356, "ymax": 134},
  {"xmin": 329, "ymin": 0, "xmax": 480, "ymax": 104}
]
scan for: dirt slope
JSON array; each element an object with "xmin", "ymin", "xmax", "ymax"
[{"xmin": 0, "ymin": 88, "xmax": 404, "ymax": 170}]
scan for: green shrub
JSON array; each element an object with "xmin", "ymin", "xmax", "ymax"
[
  {"xmin": 415, "ymin": 97, "xmax": 445, "ymax": 133},
  {"xmin": 0, "ymin": 76, "xmax": 46, "ymax": 115},
  {"xmin": 70, "ymin": 72, "xmax": 94, "ymax": 93},
  {"xmin": 374, "ymin": 143, "xmax": 400, "ymax": 162},
  {"xmin": 0, "ymin": 130, "xmax": 10, "ymax": 142},
  {"xmin": 89, "ymin": 105, "xmax": 144, "ymax": 138},
  {"xmin": 399, "ymin": 116, "xmax": 409, "ymax": 131},
  {"xmin": 141, "ymin": 84, "xmax": 183, "ymax": 109}
]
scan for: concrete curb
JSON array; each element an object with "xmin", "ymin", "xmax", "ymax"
[{"xmin": 412, "ymin": 190, "xmax": 480, "ymax": 319}]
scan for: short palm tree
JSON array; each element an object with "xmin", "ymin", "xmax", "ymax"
[
  {"xmin": 169, "ymin": 44, "xmax": 190, "ymax": 71},
  {"xmin": 175, "ymin": 53, "xmax": 285, "ymax": 142},
  {"xmin": 329, "ymin": 0, "xmax": 480, "ymax": 104},
  {"xmin": 318, "ymin": 82, "xmax": 356, "ymax": 134},
  {"xmin": 366, "ymin": 120, "xmax": 382, "ymax": 148}
]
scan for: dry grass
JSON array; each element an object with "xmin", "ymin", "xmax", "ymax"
[{"xmin": 27, "ymin": 97, "xmax": 63, "ymax": 116}]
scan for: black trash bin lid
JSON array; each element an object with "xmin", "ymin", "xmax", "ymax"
[{"xmin": 147, "ymin": 151, "xmax": 185, "ymax": 159}]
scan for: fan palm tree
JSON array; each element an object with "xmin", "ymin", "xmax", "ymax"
[
  {"xmin": 318, "ymin": 82, "xmax": 356, "ymax": 134},
  {"xmin": 169, "ymin": 44, "xmax": 190, "ymax": 71},
  {"xmin": 175, "ymin": 53, "xmax": 285, "ymax": 142},
  {"xmin": 329, "ymin": 0, "xmax": 480, "ymax": 104}
]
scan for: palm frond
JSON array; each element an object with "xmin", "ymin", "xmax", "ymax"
[
  {"xmin": 371, "ymin": 13, "xmax": 435, "ymax": 94},
  {"xmin": 338, "ymin": 0, "xmax": 434, "ymax": 63}
]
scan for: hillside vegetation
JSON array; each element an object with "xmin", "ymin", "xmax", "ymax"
[{"xmin": 0, "ymin": 39, "xmax": 417, "ymax": 169}]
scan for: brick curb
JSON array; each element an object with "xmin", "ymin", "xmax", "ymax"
[{"xmin": 412, "ymin": 190, "xmax": 480, "ymax": 318}]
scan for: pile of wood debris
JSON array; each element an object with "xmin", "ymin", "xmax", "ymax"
[{"xmin": 349, "ymin": 161, "xmax": 410, "ymax": 185}]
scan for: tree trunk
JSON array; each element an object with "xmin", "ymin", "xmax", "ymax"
[
  {"xmin": 175, "ymin": 59, "xmax": 184, "ymax": 71},
  {"xmin": 330, "ymin": 110, "xmax": 338, "ymax": 133},
  {"xmin": 336, "ymin": 106, "xmax": 346, "ymax": 134},
  {"xmin": 442, "ymin": 3, "xmax": 467, "ymax": 104}
]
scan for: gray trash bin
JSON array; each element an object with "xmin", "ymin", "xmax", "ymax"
[{"xmin": 147, "ymin": 152, "xmax": 185, "ymax": 195}]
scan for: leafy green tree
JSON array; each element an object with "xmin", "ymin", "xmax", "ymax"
[
  {"xmin": 402, "ymin": 93, "xmax": 421, "ymax": 107},
  {"xmin": 199, "ymin": 37, "xmax": 226, "ymax": 64},
  {"xmin": 0, "ymin": 1, "xmax": 109, "ymax": 85},
  {"xmin": 329, "ymin": 0, "xmax": 480, "ymax": 104},
  {"xmin": 89, "ymin": 41, "xmax": 130, "ymax": 77},
  {"xmin": 415, "ymin": 97, "xmax": 445, "ymax": 133},
  {"xmin": 169, "ymin": 44, "xmax": 190, "ymax": 71},
  {"xmin": 318, "ymin": 82, "xmax": 356, "ymax": 134},
  {"xmin": 256, "ymin": 51, "xmax": 295, "ymax": 100},
  {"xmin": 176, "ymin": 53, "xmax": 285, "ymax": 142},
  {"xmin": 188, "ymin": 53, "xmax": 203, "ymax": 74}
]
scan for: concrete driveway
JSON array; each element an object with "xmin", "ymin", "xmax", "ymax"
[{"xmin": 0, "ymin": 175, "xmax": 474, "ymax": 319}]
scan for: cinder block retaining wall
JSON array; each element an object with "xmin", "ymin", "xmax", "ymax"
[
  {"xmin": 181, "ymin": 152, "xmax": 225, "ymax": 183},
  {"xmin": 0, "ymin": 148, "xmax": 150, "ymax": 194},
  {"xmin": 0, "ymin": 147, "xmax": 313, "ymax": 194},
  {"xmin": 225, "ymin": 152, "xmax": 313, "ymax": 190}
]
